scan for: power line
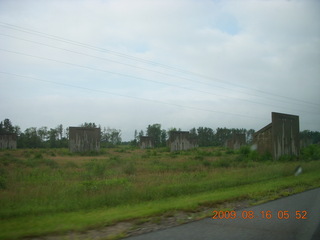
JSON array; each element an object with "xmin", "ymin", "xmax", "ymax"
[
  {"xmin": 0, "ymin": 71, "xmax": 268, "ymax": 121},
  {"xmin": 0, "ymin": 21, "xmax": 318, "ymax": 107},
  {"xmin": 1, "ymin": 32, "xmax": 317, "ymax": 111},
  {"xmin": 0, "ymin": 47, "xmax": 316, "ymax": 115}
]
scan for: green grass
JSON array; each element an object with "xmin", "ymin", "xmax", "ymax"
[{"xmin": 0, "ymin": 145, "xmax": 320, "ymax": 239}]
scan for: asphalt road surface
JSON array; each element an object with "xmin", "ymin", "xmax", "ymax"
[{"xmin": 125, "ymin": 188, "xmax": 320, "ymax": 240}]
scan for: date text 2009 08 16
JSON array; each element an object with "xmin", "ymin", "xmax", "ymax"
[{"xmin": 212, "ymin": 210, "xmax": 308, "ymax": 220}]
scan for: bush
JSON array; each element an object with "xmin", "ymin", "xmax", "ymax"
[
  {"xmin": 124, "ymin": 162, "xmax": 136, "ymax": 175},
  {"xmin": 0, "ymin": 168, "xmax": 7, "ymax": 189},
  {"xmin": 194, "ymin": 155, "xmax": 204, "ymax": 161},
  {"xmin": 0, "ymin": 153, "xmax": 21, "ymax": 166},
  {"xmin": 239, "ymin": 146, "xmax": 251, "ymax": 156},
  {"xmin": 301, "ymin": 144, "xmax": 320, "ymax": 161},
  {"xmin": 202, "ymin": 160, "xmax": 211, "ymax": 167},
  {"xmin": 24, "ymin": 157, "xmax": 58, "ymax": 168},
  {"xmin": 225, "ymin": 149, "xmax": 234, "ymax": 155},
  {"xmin": 83, "ymin": 159, "xmax": 109, "ymax": 178},
  {"xmin": 212, "ymin": 158, "xmax": 231, "ymax": 168},
  {"xmin": 278, "ymin": 155, "xmax": 297, "ymax": 162}
]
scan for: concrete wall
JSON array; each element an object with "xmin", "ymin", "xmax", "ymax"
[
  {"xmin": 225, "ymin": 134, "xmax": 246, "ymax": 150},
  {"xmin": 253, "ymin": 123, "xmax": 272, "ymax": 155},
  {"xmin": 253, "ymin": 112, "xmax": 300, "ymax": 160},
  {"xmin": 140, "ymin": 136, "xmax": 154, "ymax": 149},
  {"xmin": 272, "ymin": 112, "xmax": 300, "ymax": 160},
  {"xmin": 0, "ymin": 134, "xmax": 17, "ymax": 149},
  {"xmin": 168, "ymin": 131, "xmax": 197, "ymax": 152},
  {"xmin": 69, "ymin": 127, "xmax": 100, "ymax": 153}
]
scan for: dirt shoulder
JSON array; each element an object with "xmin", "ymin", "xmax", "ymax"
[
  {"xmin": 25, "ymin": 199, "xmax": 252, "ymax": 240},
  {"xmin": 24, "ymin": 187, "xmax": 301, "ymax": 240}
]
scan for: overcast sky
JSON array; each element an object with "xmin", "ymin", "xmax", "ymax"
[{"xmin": 0, "ymin": 0, "xmax": 319, "ymax": 141}]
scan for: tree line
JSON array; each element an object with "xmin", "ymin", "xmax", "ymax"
[
  {"xmin": 131, "ymin": 124, "xmax": 256, "ymax": 147},
  {"xmin": 1, "ymin": 119, "xmax": 319, "ymax": 149},
  {"xmin": 0, "ymin": 119, "xmax": 121, "ymax": 148}
]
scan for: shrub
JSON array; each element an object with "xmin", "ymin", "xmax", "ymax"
[
  {"xmin": 202, "ymin": 160, "xmax": 211, "ymax": 167},
  {"xmin": 194, "ymin": 155, "xmax": 204, "ymax": 161},
  {"xmin": 124, "ymin": 162, "xmax": 136, "ymax": 175},
  {"xmin": 248, "ymin": 150, "xmax": 260, "ymax": 161},
  {"xmin": 301, "ymin": 144, "xmax": 320, "ymax": 161},
  {"xmin": 212, "ymin": 158, "xmax": 231, "ymax": 168},
  {"xmin": 65, "ymin": 161, "xmax": 79, "ymax": 168},
  {"xmin": 239, "ymin": 146, "xmax": 251, "ymax": 156},
  {"xmin": 83, "ymin": 159, "xmax": 109, "ymax": 178},
  {"xmin": 214, "ymin": 151, "xmax": 222, "ymax": 157},
  {"xmin": 226, "ymin": 149, "xmax": 234, "ymax": 155},
  {"xmin": 278, "ymin": 155, "xmax": 297, "ymax": 162},
  {"xmin": 0, "ymin": 168, "xmax": 7, "ymax": 189},
  {"xmin": 24, "ymin": 157, "xmax": 59, "ymax": 168},
  {"xmin": 0, "ymin": 153, "xmax": 22, "ymax": 166}
]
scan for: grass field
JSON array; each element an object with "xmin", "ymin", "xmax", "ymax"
[{"xmin": 1, "ymin": 145, "xmax": 320, "ymax": 239}]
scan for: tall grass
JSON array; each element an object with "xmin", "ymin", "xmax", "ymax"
[{"xmin": 0, "ymin": 146, "xmax": 319, "ymax": 220}]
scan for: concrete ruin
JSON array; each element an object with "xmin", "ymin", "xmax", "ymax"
[
  {"xmin": 139, "ymin": 136, "xmax": 154, "ymax": 149},
  {"xmin": 69, "ymin": 127, "xmax": 100, "ymax": 153},
  {"xmin": 0, "ymin": 134, "xmax": 17, "ymax": 149},
  {"xmin": 168, "ymin": 131, "xmax": 197, "ymax": 152},
  {"xmin": 225, "ymin": 134, "xmax": 246, "ymax": 150},
  {"xmin": 253, "ymin": 112, "xmax": 300, "ymax": 160}
]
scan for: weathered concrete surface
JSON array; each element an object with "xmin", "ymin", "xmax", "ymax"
[
  {"xmin": 140, "ymin": 136, "xmax": 154, "ymax": 149},
  {"xmin": 272, "ymin": 112, "xmax": 300, "ymax": 160},
  {"xmin": 69, "ymin": 127, "xmax": 100, "ymax": 153},
  {"xmin": 253, "ymin": 123, "xmax": 273, "ymax": 155},
  {"xmin": 253, "ymin": 112, "xmax": 300, "ymax": 160},
  {"xmin": 168, "ymin": 131, "xmax": 197, "ymax": 152},
  {"xmin": 0, "ymin": 134, "xmax": 17, "ymax": 149},
  {"xmin": 225, "ymin": 134, "xmax": 246, "ymax": 150}
]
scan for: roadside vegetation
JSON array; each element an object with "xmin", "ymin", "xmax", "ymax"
[{"xmin": 1, "ymin": 144, "xmax": 320, "ymax": 239}]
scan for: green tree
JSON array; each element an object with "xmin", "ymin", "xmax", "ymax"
[
  {"xmin": 246, "ymin": 129, "xmax": 255, "ymax": 144},
  {"xmin": 20, "ymin": 127, "xmax": 42, "ymax": 148},
  {"xmin": 37, "ymin": 127, "xmax": 48, "ymax": 143},
  {"xmin": 214, "ymin": 127, "xmax": 232, "ymax": 146},
  {"xmin": 0, "ymin": 118, "xmax": 14, "ymax": 134},
  {"xmin": 57, "ymin": 124, "xmax": 63, "ymax": 140},
  {"xmin": 197, "ymin": 127, "xmax": 214, "ymax": 147},
  {"xmin": 147, "ymin": 124, "xmax": 162, "ymax": 147},
  {"xmin": 160, "ymin": 129, "xmax": 167, "ymax": 147},
  {"xmin": 48, "ymin": 128, "xmax": 59, "ymax": 148},
  {"xmin": 101, "ymin": 128, "xmax": 122, "ymax": 147},
  {"xmin": 81, "ymin": 122, "xmax": 97, "ymax": 128}
]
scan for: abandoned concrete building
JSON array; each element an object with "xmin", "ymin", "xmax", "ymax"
[
  {"xmin": 253, "ymin": 112, "xmax": 300, "ymax": 160},
  {"xmin": 168, "ymin": 131, "xmax": 197, "ymax": 152},
  {"xmin": 225, "ymin": 134, "xmax": 246, "ymax": 150},
  {"xmin": 139, "ymin": 136, "xmax": 154, "ymax": 149},
  {"xmin": 69, "ymin": 127, "xmax": 100, "ymax": 153},
  {"xmin": 0, "ymin": 134, "xmax": 17, "ymax": 149}
]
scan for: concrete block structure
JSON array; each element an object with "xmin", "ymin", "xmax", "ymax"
[
  {"xmin": 139, "ymin": 136, "xmax": 154, "ymax": 149},
  {"xmin": 69, "ymin": 127, "xmax": 100, "ymax": 153},
  {"xmin": 168, "ymin": 131, "xmax": 197, "ymax": 152},
  {"xmin": 225, "ymin": 134, "xmax": 246, "ymax": 150},
  {"xmin": 253, "ymin": 112, "xmax": 300, "ymax": 160},
  {"xmin": 0, "ymin": 134, "xmax": 17, "ymax": 149}
]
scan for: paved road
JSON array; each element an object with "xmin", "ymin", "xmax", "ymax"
[{"xmin": 125, "ymin": 188, "xmax": 320, "ymax": 240}]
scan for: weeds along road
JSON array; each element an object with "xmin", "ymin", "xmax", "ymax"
[{"xmin": 124, "ymin": 188, "xmax": 320, "ymax": 240}]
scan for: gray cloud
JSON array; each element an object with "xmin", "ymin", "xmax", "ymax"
[{"xmin": 0, "ymin": 0, "xmax": 319, "ymax": 140}]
